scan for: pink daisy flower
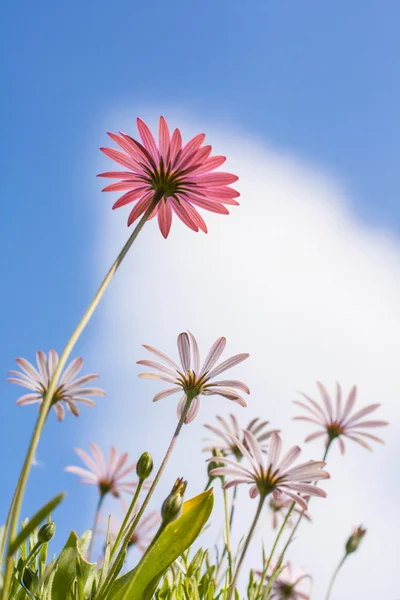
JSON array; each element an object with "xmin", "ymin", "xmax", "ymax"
[
  {"xmin": 138, "ymin": 331, "xmax": 249, "ymax": 423},
  {"xmin": 65, "ymin": 444, "xmax": 144, "ymax": 498},
  {"xmin": 263, "ymin": 562, "xmax": 311, "ymax": 600},
  {"xmin": 293, "ymin": 382, "xmax": 389, "ymax": 454},
  {"xmin": 8, "ymin": 350, "xmax": 105, "ymax": 421},
  {"xmin": 203, "ymin": 414, "xmax": 277, "ymax": 460},
  {"xmin": 268, "ymin": 495, "xmax": 311, "ymax": 530},
  {"xmin": 98, "ymin": 116, "xmax": 240, "ymax": 238},
  {"xmin": 209, "ymin": 431, "xmax": 329, "ymax": 510}
]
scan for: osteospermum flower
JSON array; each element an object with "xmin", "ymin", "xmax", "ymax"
[
  {"xmin": 138, "ymin": 331, "xmax": 249, "ymax": 423},
  {"xmin": 65, "ymin": 444, "xmax": 144, "ymax": 498},
  {"xmin": 8, "ymin": 350, "xmax": 105, "ymax": 421},
  {"xmin": 107, "ymin": 505, "xmax": 160, "ymax": 554},
  {"xmin": 203, "ymin": 414, "xmax": 277, "ymax": 459},
  {"xmin": 209, "ymin": 431, "xmax": 329, "ymax": 509},
  {"xmin": 264, "ymin": 562, "xmax": 310, "ymax": 600},
  {"xmin": 98, "ymin": 116, "xmax": 240, "ymax": 238},
  {"xmin": 268, "ymin": 495, "xmax": 311, "ymax": 530},
  {"xmin": 293, "ymin": 382, "xmax": 389, "ymax": 454}
]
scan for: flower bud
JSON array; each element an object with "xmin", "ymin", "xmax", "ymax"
[
  {"xmin": 23, "ymin": 567, "xmax": 36, "ymax": 590},
  {"xmin": 161, "ymin": 478, "xmax": 187, "ymax": 525},
  {"xmin": 345, "ymin": 525, "xmax": 366, "ymax": 555},
  {"xmin": 136, "ymin": 452, "xmax": 153, "ymax": 480},
  {"xmin": 207, "ymin": 448, "xmax": 226, "ymax": 478},
  {"xmin": 38, "ymin": 522, "xmax": 56, "ymax": 544}
]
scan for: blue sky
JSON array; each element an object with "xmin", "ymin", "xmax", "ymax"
[{"xmin": 1, "ymin": 1, "xmax": 399, "ymax": 595}]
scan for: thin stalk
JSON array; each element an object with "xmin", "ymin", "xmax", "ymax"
[
  {"xmin": 87, "ymin": 494, "xmax": 106, "ymax": 561},
  {"xmin": 227, "ymin": 494, "xmax": 266, "ymax": 600},
  {"xmin": 1, "ymin": 193, "xmax": 161, "ymax": 599},
  {"xmin": 256, "ymin": 503, "xmax": 294, "ymax": 596},
  {"xmin": 98, "ymin": 392, "xmax": 195, "ymax": 600},
  {"xmin": 109, "ymin": 481, "xmax": 144, "ymax": 562},
  {"xmin": 222, "ymin": 485, "xmax": 233, "ymax": 583},
  {"xmin": 268, "ymin": 440, "xmax": 334, "ymax": 586},
  {"xmin": 325, "ymin": 555, "xmax": 347, "ymax": 600},
  {"xmin": 215, "ymin": 473, "xmax": 238, "ymax": 584}
]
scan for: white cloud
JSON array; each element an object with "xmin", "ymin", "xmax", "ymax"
[{"xmin": 88, "ymin": 114, "xmax": 400, "ymax": 599}]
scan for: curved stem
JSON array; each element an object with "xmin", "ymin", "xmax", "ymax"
[
  {"xmin": 326, "ymin": 555, "xmax": 347, "ymax": 600},
  {"xmin": 1, "ymin": 193, "xmax": 161, "ymax": 598},
  {"xmin": 256, "ymin": 503, "xmax": 294, "ymax": 596},
  {"xmin": 109, "ymin": 481, "xmax": 144, "ymax": 563},
  {"xmin": 227, "ymin": 493, "xmax": 266, "ymax": 600},
  {"xmin": 222, "ymin": 485, "xmax": 233, "ymax": 584},
  {"xmin": 88, "ymin": 494, "xmax": 106, "ymax": 562},
  {"xmin": 98, "ymin": 392, "xmax": 195, "ymax": 600}
]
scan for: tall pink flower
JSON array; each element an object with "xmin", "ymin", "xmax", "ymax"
[
  {"xmin": 293, "ymin": 382, "xmax": 388, "ymax": 454},
  {"xmin": 65, "ymin": 444, "xmax": 144, "ymax": 498},
  {"xmin": 138, "ymin": 331, "xmax": 249, "ymax": 423},
  {"xmin": 263, "ymin": 562, "xmax": 311, "ymax": 599},
  {"xmin": 209, "ymin": 431, "xmax": 329, "ymax": 510},
  {"xmin": 8, "ymin": 351, "xmax": 105, "ymax": 421},
  {"xmin": 98, "ymin": 116, "xmax": 239, "ymax": 238}
]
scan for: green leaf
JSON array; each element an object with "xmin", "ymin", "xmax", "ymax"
[
  {"xmin": 51, "ymin": 531, "xmax": 97, "ymax": 600},
  {"xmin": 8, "ymin": 494, "xmax": 65, "ymax": 556},
  {"xmin": 110, "ymin": 489, "xmax": 214, "ymax": 600}
]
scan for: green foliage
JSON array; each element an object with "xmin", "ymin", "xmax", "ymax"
[
  {"xmin": 51, "ymin": 530, "xmax": 97, "ymax": 600},
  {"xmin": 109, "ymin": 489, "xmax": 214, "ymax": 600}
]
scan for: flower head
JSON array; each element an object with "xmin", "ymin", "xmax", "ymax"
[
  {"xmin": 138, "ymin": 331, "xmax": 249, "ymax": 423},
  {"xmin": 8, "ymin": 351, "xmax": 105, "ymax": 421},
  {"xmin": 107, "ymin": 503, "xmax": 159, "ymax": 554},
  {"xmin": 203, "ymin": 414, "xmax": 277, "ymax": 460},
  {"xmin": 268, "ymin": 495, "xmax": 311, "ymax": 530},
  {"xmin": 345, "ymin": 525, "xmax": 366, "ymax": 555},
  {"xmin": 293, "ymin": 382, "xmax": 388, "ymax": 454},
  {"xmin": 98, "ymin": 116, "xmax": 240, "ymax": 238},
  {"xmin": 264, "ymin": 562, "xmax": 310, "ymax": 600},
  {"xmin": 65, "ymin": 443, "xmax": 144, "ymax": 498},
  {"xmin": 209, "ymin": 431, "xmax": 329, "ymax": 510}
]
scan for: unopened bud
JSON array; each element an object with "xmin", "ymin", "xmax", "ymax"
[
  {"xmin": 345, "ymin": 525, "xmax": 366, "ymax": 555},
  {"xmin": 161, "ymin": 478, "xmax": 187, "ymax": 525},
  {"xmin": 38, "ymin": 522, "xmax": 56, "ymax": 544},
  {"xmin": 136, "ymin": 452, "xmax": 153, "ymax": 481},
  {"xmin": 23, "ymin": 567, "xmax": 36, "ymax": 590},
  {"xmin": 207, "ymin": 448, "xmax": 225, "ymax": 477}
]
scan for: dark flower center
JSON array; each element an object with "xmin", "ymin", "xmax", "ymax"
[{"xmin": 327, "ymin": 422, "xmax": 344, "ymax": 440}]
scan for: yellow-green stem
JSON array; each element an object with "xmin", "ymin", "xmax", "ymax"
[
  {"xmin": 87, "ymin": 493, "xmax": 106, "ymax": 561},
  {"xmin": 227, "ymin": 493, "xmax": 266, "ymax": 600},
  {"xmin": 256, "ymin": 502, "xmax": 295, "ymax": 597},
  {"xmin": 109, "ymin": 480, "xmax": 144, "ymax": 562},
  {"xmin": 1, "ymin": 193, "xmax": 161, "ymax": 599},
  {"xmin": 98, "ymin": 392, "xmax": 195, "ymax": 600},
  {"xmin": 326, "ymin": 554, "xmax": 347, "ymax": 600},
  {"xmin": 222, "ymin": 485, "xmax": 233, "ymax": 583}
]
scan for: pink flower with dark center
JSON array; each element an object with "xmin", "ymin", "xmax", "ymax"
[
  {"xmin": 263, "ymin": 562, "xmax": 311, "ymax": 599},
  {"xmin": 106, "ymin": 504, "xmax": 160, "ymax": 554},
  {"xmin": 65, "ymin": 444, "xmax": 145, "ymax": 498},
  {"xmin": 98, "ymin": 116, "xmax": 240, "ymax": 238},
  {"xmin": 203, "ymin": 414, "xmax": 277, "ymax": 460},
  {"xmin": 268, "ymin": 495, "xmax": 311, "ymax": 530},
  {"xmin": 8, "ymin": 350, "xmax": 105, "ymax": 421},
  {"xmin": 138, "ymin": 331, "xmax": 249, "ymax": 423},
  {"xmin": 293, "ymin": 382, "xmax": 389, "ymax": 454},
  {"xmin": 209, "ymin": 431, "xmax": 329, "ymax": 510}
]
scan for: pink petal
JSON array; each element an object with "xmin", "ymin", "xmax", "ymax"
[
  {"xmin": 206, "ymin": 186, "xmax": 240, "ymax": 199},
  {"xmin": 136, "ymin": 118, "xmax": 159, "ymax": 164},
  {"xmin": 169, "ymin": 128, "xmax": 182, "ymax": 165},
  {"xmin": 100, "ymin": 147, "xmax": 138, "ymax": 171},
  {"xmin": 187, "ymin": 331, "xmax": 200, "ymax": 373},
  {"xmin": 136, "ymin": 360, "xmax": 176, "ymax": 377},
  {"xmin": 127, "ymin": 192, "xmax": 154, "ymax": 226},
  {"xmin": 112, "ymin": 187, "xmax": 149, "ymax": 209},
  {"xmin": 97, "ymin": 171, "xmax": 140, "ymax": 180},
  {"xmin": 192, "ymin": 172, "xmax": 238, "ymax": 186},
  {"xmin": 170, "ymin": 198, "xmax": 199, "ymax": 232},
  {"xmin": 201, "ymin": 337, "xmax": 227, "ymax": 375},
  {"xmin": 268, "ymin": 432, "xmax": 282, "ymax": 470},
  {"xmin": 316, "ymin": 382, "xmax": 334, "ymax": 421},
  {"xmin": 304, "ymin": 431, "xmax": 326, "ymax": 443},
  {"xmin": 157, "ymin": 200, "xmax": 173, "ymax": 238},
  {"xmin": 177, "ymin": 332, "xmax": 191, "ymax": 371},
  {"xmin": 142, "ymin": 345, "xmax": 180, "ymax": 371},
  {"xmin": 190, "ymin": 155, "xmax": 226, "ymax": 175},
  {"xmin": 344, "ymin": 403, "xmax": 381, "ymax": 426},
  {"xmin": 153, "ymin": 387, "xmax": 181, "ymax": 402},
  {"xmin": 158, "ymin": 116, "xmax": 170, "ymax": 162},
  {"xmin": 174, "ymin": 197, "xmax": 208, "ymax": 233},
  {"xmin": 207, "ymin": 353, "xmax": 249, "ymax": 380},
  {"xmin": 340, "ymin": 385, "xmax": 357, "ymax": 422},
  {"xmin": 102, "ymin": 180, "xmax": 146, "ymax": 192},
  {"xmin": 185, "ymin": 195, "xmax": 229, "ymax": 215}
]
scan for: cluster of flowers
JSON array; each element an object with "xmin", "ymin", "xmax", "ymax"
[{"xmin": 3, "ymin": 117, "xmax": 389, "ymax": 600}]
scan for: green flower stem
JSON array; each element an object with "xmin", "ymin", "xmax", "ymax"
[
  {"xmin": 109, "ymin": 480, "xmax": 144, "ymax": 563},
  {"xmin": 215, "ymin": 471, "xmax": 238, "ymax": 585},
  {"xmin": 326, "ymin": 555, "xmax": 347, "ymax": 600},
  {"xmin": 227, "ymin": 493, "xmax": 266, "ymax": 600},
  {"xmin": 222, "ymin": 484, "xmax": 233, "ymax": 584},
  {"xmin": 98, "ymin": 392, "xmax": 196, "ymax": 600},
  {"xmin": 87, "ymin": 493, "xmax": 106, "ymax": 561},
  {"xmin": 267, "ymin": 440, "xmax": 334, "ymax": 589},
  {"xmin": 1, "ymin": 193, "xmax": 162, "ymax": 599},
  {"xmin": 255, "ymin": 502, "xmax": 295, "ymax": 597}
]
